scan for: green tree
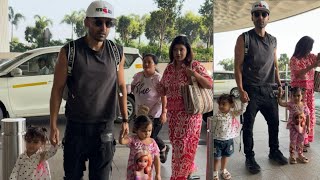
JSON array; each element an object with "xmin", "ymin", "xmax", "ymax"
[
  {"xmin": 74, "ymin": 10, "xmax": 86, "ymax": 38},
  {"xmin": 116, "ymin": 14, "xmax": 145, "ymax": 46},
  {"xmin": 176, "ymin": 11, "xmax": 202, "ymax": 44},
  {"xmin": 218, "ymin": 58, "xmax": 234, "ymax": 71},
  {"xmin": 8, "ymin": 6, "xmax": 25, "ymax": 42},
  {"xmin": 61, "ymin": 11, "xmax": 80, "ymax": 39},
  {"xmin": 117, "ymin": 15, "xmax": 131, "ymax": 45},
  {"xmin": 10, "ymin": 37, "xmax": 30, "ymax": 52},
  {"xmin": 199, "ymin": 0, "xmax": 213, "ymax": 49},
  {"xmin": 25, "ymin": 15, "xmax": 53, "ymax": 47},
  {"xmin": 278, "ymin": 53, "xmax": 290, "ymax": 71},
  {"xmin": 145, "ymin": 0, "xmax": 184, "ymax": 53}
]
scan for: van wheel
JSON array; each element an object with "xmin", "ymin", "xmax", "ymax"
[
  {"xmin": 230, "ymin": 87, "xmax": 240, "ymax": 98},
  {"xmin": 115, "ymin": 96, "xmax": 135, "ymax": 123},
  {"xmin": 0, "ymin": 108, "xmax": 3, "ymax": 129}
]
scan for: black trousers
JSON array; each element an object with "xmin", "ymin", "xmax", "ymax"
[
  {"xmin": 151, "ymin": 117, "xmax": 166, "ymax": 150},
  {"xmin": 63, "ymin": 120, "xmax": 115, "ymax": 180},
  {"xmin": 242, "ymin": 85, "xmax": 279, "ymax": 158}
]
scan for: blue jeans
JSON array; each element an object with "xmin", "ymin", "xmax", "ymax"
[
  {"xmin": 63, "ymin": 120, "xmax": 116, "ymax": 180},
  {"xmin": 214, "ymin": 139, "xmax": 234, "ymax": 159}
]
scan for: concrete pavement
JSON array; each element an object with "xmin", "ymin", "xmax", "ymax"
[{"xmin": 2, "ymin": 106, "xmax": 320, "ymax": 179}]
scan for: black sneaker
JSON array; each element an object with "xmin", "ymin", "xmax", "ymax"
[
  {"xmin": 245, "ymin": 157, "xmax": 261, "ymax": 174},
  {"xmin": 269, "ymin": 149, "xmax": 288, "ymax": 165}
]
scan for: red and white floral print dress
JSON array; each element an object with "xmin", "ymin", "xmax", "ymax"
[
  {"xmin": 159, "ymin": 61, "xmax": 212, "ymax": 180},
  {"xmin": 290, "ymin": 53, "xmax": 317, "ymax": 144}
]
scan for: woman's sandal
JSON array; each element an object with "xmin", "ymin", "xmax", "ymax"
[
  {"xmin": 297, "ymin": 155, "xmax": 309, "ymax": 163},
  {"xmin": 220, "ymin": 169, "xmax": 232, "ymax": 180},
  {"xmin": 289, "ymin": 156, "xmax": 297, "ymax": 164}
]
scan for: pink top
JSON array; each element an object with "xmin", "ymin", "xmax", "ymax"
[
  {"xmin": 126, "ymin": 135, "xmax": 159, "ymax": 180},
  {"xmin": 131, "ymin": 71, "xmax": 162, "ymax": 118},
  {"xmin": 290, "ymin": 53, "xmax": 317, "ymax": 89}
]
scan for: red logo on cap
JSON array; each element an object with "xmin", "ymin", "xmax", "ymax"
[{"xmin": 103, "ymin": 8, "xmax": 108, "ymax": 13}]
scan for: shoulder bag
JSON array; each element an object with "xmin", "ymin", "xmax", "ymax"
[{"xmin": 181, "ymin": 65, "xmax": 213, "ymax": 114}]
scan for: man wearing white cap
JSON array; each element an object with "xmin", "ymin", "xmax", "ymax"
[
  {"xmin": 234, "ymin": 0, "xmax": 288, "ymax": 174},
  {"xmin": 49, "ymin": 1, "xmax": 129, "ymax": 179}
]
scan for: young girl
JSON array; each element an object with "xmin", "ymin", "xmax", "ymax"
[
  {"xmin": 278, "ymin": 87, "xmax": 310, "ymax": 164},
  {"xmin": 213, "ymin": 94, "xmax": 247, "ymax": 180},
  {"xmin": 9, "ymin": 126, "xmax": 58, "ymax": 180},
  {"xmin": 119, "ymin": 115, "xmax": 161, "ymax": 180},
  {"xmin": 131, "ymin": 53, "xmax": 169, "ymax": 163},
  {"xmin": 134, "ymin": 149, "xmax": 153, "ymax": 180}
]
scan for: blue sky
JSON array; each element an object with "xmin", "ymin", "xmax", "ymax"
[
  {"xmin": 8, "ymin": 0, "xmax": 205, "ymax": 43},
  {"xmin": 214, "ymin": 8, "xmax": 320, "ymax": 70}
]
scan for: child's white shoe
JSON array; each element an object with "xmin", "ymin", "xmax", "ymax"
[
  {"xmin": 220, "ymin": 169, "xmax": 231, "ymax": 180},
  {"xmin": 213, "ymin": 171, "xmax": 219, "ymax": 180}
]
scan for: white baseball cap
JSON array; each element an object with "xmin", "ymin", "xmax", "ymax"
[
  {"xmin": 251, "ymin": 1, "xmax": 270, "ymax": 14},
  {"xmin": 86, "ymin": 1, "xmax": 115, "ymax": 19}
]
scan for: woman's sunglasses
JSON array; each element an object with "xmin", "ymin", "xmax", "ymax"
[
  {"xmin": 253, "ymin": 12, "xmax": 268, "ymax": 18},
  {"xmin": 93, "ymin": 19, "xmax": 115, "ymax": 28}
]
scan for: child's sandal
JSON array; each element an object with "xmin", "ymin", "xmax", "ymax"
[
  {"xmin": 289, "ymin": 156, "xmax": 297, "ymax": 164},
  {"xmin": 221, "ymin": 169, "xmax": 231, "ymax": 180},
  {"xmin": 213, "ymin": 171, "xmax": 219, "ymax": 180},
  {"xmin": 298, "ymin": 155, "xmax": 309, "ymax": 163}
]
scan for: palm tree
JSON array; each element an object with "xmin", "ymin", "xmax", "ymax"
[
  {"xmin": 34, "ymin": 15, "xmax": 53, "ymax": 47},
  {"xmin": 8, "ymin": 6, "xmax": 25, "ymax": 42},
  {"xmin": 34, "ymin": 15, "xmax": 53, "ymax": 29},
  {"xmin": 61, "ymin": 11, "xmax": 80, "ymax": 39}
]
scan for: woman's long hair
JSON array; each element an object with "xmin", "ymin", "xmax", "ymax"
[
  {"xmin": 292, "ymin": 36, "xmax": 314, "ymax": 59},
  {"xmin": 169, "ymin": 35, "xmax": 193, "ymax": 66}
]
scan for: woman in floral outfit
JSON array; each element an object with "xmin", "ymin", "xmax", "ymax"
[
  {"xmin": 290, "ymin": 36, "xmax": 320, "ymax": 150},
  {"xmin": 159, "ymin": 35, "xmax": 213, "ymax": 180}
]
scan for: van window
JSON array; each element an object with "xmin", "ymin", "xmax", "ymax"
[
  {"xmin": 124, "ymin": 54, "xmax": 140, "ymax": 69},
  {"xmin": 18, "ymin": 53, "xmax": 58, "ymax": 76}
]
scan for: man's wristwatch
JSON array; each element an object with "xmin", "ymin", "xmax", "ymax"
[{"xmin": 122, "ymin": 118, "xmax": 129, "ymax": 123}]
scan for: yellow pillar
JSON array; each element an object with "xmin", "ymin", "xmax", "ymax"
[{"xmin": 0, "ymin": 0, "xmax": 10, "ymax": 52}]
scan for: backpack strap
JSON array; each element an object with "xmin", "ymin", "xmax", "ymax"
[
  {"xmin": 67, "ymin": 40, "xmax": 75, "ymax": 76},
  {"xmin": 106, "ymin": 39, "xmax": 121, "ymax": 71},
  {"xmin": 243, "ymin": 31, "xmax": 249, "ymax": 57}
]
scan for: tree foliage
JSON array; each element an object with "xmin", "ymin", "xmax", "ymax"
[
  {"xmin": 199, "ymin": 0, "xmax": 213, "ymax": 48},
  {"xmin": 8, "ymin": 6, "xmax": 25, "ymax": 42},
  {"xmin": 25, "ymin": 15, "xmax": 53, "ymax": 47},
  {"xmin": 278, "ymin": 53, "xmax": 290, "ymax": 71},
  {"xmin": 74, "ymin": 10, "xmax": 86, "ymax": 38},
  {"xmin": 61, "ymin": 10, "xmax": 81, "ymax": 39},
  {"xmin": 145, "ymin": 0, "xmax": 184, "ymax": 53},
  {"xmin": 176, "ymin": 11, "xmax": 202, "ymax": 44},
  {"xmin": 116, "ymin": 14, "xmax": 146, "ymax": 46},
  {"xmin": 218, "ymin": 58, "xmax": 234, "ymax": 71}
]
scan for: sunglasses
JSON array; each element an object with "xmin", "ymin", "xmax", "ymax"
[
  {"xmin": 93, "ymin": 19, "xmax": 115, "ymax": 28},
  {"xmin": 253, "ymin": 12, "xmax": 268, "ymax": 18}
]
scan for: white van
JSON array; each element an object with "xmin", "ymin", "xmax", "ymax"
[{"xmin": 0, "ymin": 46, "xmax": 142, "ymax": 122}]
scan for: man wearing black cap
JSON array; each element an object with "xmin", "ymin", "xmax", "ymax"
[
  {"xmin": 234, "ymin": 0, "xmax": 288, "ymax": 174},
  {"xmin": 49, "ymin": 1, "xmax": 129, "ymax": 179}
]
